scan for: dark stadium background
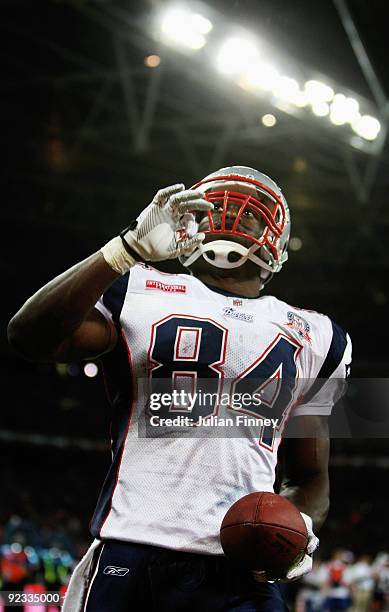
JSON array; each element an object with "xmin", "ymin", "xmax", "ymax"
[{"xmin": 1, "ymin": 0, "xmax": 389, "ymax": 606}]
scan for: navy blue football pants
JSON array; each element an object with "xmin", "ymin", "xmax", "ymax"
[{"xmin": 83, "ymin": 540, "xmax": 288, "ymax": 611}]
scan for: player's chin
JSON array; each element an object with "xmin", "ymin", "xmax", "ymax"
[{"xmin": 189, "ymin": 246, "xmax": 259, "ymax": 279}]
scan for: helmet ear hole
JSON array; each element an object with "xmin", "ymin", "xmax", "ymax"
[{"xmin": 207, "ymin": 250, "xmax": 215, "ymax": 261}]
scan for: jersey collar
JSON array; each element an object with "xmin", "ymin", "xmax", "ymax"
[{"xmin": 204, "ymin": 283, "xmax": 260, "ymax": 300}]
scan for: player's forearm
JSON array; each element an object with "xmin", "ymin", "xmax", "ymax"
[
  {"xmin": 279, "ymin": 472, "xmax": 329, "ymax": 532},
  {"xmin": 7, "ymin": 252, "xmax": 119, "ymax": 359},
  {"xmin": 277, "ymin": 423, "xmax": 330, "ymax": 532}
]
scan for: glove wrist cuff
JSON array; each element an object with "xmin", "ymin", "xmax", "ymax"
[
  {"xmin": 300, "ymin": 512, "xmax": 313, "ymax": 532},
  {"xmin": 100, "ymin": 236, "xmax": 138, "ymax": 275}
]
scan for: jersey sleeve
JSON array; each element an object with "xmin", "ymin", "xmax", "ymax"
[
  {"xmin": 293, "ymin": 320, "xmax": 352, "ymax": 417},
  {"xmin": 94, "ymin": 272, "xmax": 131, "ymax": 326}
]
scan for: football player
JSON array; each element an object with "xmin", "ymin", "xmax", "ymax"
[{"xmin": 8, "ymin": 167, "xmax": 351, "ymax": 611}]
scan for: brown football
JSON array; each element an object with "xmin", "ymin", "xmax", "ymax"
[{"xmin": 220, "ymin": 491, "xmax": 308, "ymax": 579}]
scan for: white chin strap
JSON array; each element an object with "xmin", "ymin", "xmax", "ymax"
[{"xmin": 182, "ymin": 239, "xmax": 275, "ymax": 272}]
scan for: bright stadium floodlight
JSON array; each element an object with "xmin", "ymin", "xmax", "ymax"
[
  {"xmin": 242, "ymin": 62, "xmax": 279, "ymax": 91},
  {"xmin": 311, "ymin": 101, "xmax": 330, "ymax": 117},
  {"xmin": 272, "ymin": 76, "xmax": 299, "ymax": 102},
  {"xmin": 343, "ymin": 97, "xmax": 359, "ymax": 123},
  {"xmin": 161, "ymin": 8, "xmax": 213, "ymax": 50},
  {"xmin": 329, "ymin": 94, "xmax": 360, "ymax": 126},
  {"xmin": 157, "ymin": 5, "xmax": 381, "ymax": 147},
  {"xmin": 216, "ymin": 37, "xmax": 259, "ymax": 75},
  {"xmin": 352, "ymin": 115, "xmax": 381, "ymax": 141},
  {"xmin": 290, "ymin": 89, "xmax": 309, "ymax": 108},
  {"xmin": 305, "ymin": 80, "xmax": 334, "ymax": 104},
  {"xmin": 190, "ymin": 13, "xmax": 213, "ymax": 34}
]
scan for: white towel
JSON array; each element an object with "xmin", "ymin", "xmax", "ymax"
[{"xmin": 62, "ymin": 539, "xmax": 102, "ymax": 612}]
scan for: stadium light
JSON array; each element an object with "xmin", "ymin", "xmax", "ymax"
[
  {"xmin": 216, "ymin": 37, "xmax": 259, "ymax": 75},
  {"xmin": 241, "ymin": 62, "xmax": 279, "ymax": 92},
  {"xmin": 311, "ymin": 101, "xmax": 330, "ymax": 117},
  {"xmin": 329, "ymin": 94, "xmax": 360, "ymax": 126},
  {"xmin": 262, "ymin": 113, "xmax": 277, "ymax": 127},
  {"xmin": 272, "ymin": 76, "xmax": 299, "ymax": 102},
  {"xmin": 352, "ymin": 115, "xmax": 381, "ymax": 141},
  {"xmin": 305, "ymin": 80, "xmax": 334, "ymax": 103},
  {"xmin": 158, "ymin": 7, "xmax": 381, "ymax": 143},
  {"xmin": 190, "ymin": 13, "xmax": 213, "ymax": 34},
  {"xmin": 161, "ymin": 8, "xmax": 213, "ymax": 50},
  {"xmin": 289, "ymin": 89, "xmax": 309, "ymax": 108}
]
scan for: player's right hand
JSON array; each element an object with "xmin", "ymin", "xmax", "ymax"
[{"xmin": 120, "ymin": 184, "xmax": 213, "ymax": 262}]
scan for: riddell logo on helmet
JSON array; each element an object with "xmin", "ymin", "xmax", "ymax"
[{"xmin": 146, "ymin": 280, "xmax": 187, "ymax": 293}]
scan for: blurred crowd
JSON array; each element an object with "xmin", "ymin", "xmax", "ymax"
[
  {"xmin": 0, "ymin": 514, "xmax": 81, "ymax": 589},
  {"xmin": 295, "ymin": 549, "xmax": 389, "ymax": 611},
  {"xmin": 0, "ymin": 513, "xmax": 84, "ymax": 611},
  {"xmin": 0, "ymin": 447, "xmax": 104, "ymax": 610}
]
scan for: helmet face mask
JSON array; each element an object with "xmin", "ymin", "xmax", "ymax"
[
  {"xmin": 179, "ymin": 166, "xmax": 291, "ymax": 286},
  {"xmin": 196, "ymin": 186, "xmax": 281, "ymax": 251}
]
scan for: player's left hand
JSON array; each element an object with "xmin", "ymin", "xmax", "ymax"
[
  {"xmin": 251, "ymin": 512, "xmax": 319, "ymax": 583},
  {"xmin": 283, "ymin": 512, "xmax": 319, "ymax": 581}
]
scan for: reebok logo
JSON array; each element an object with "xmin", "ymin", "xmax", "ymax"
[
  {"xmin": 222, "ymin": 307, "xmax": 253, "ymax": 323},
  {"xmin": 145, "ymin": 280, "xmax": 186, "ymax": 293},
  {"xmin": 103, "ymin": 566, "xmax": 130, "ymax": 576}
]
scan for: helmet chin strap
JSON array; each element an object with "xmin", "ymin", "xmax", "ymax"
[{"xmin": 182, "ymin": 240, "xmax": 275, "ymax": 271}]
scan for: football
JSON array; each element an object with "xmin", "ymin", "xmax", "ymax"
[{"xmin": 220, "ymin": 491, "xmax": 308, "ymax": 578}]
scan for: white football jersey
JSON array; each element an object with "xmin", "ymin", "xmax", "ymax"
[{"xmin": 91, "ymin": 264, "xmax": 351, "ymax": 554}]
